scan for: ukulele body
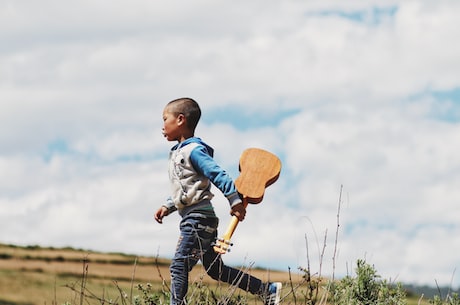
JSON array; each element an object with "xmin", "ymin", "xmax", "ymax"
[{"xmin": 213, "ymin": 148, "xmax": 281, "ymax": 254}]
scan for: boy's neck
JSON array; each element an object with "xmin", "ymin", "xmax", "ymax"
[{"xmin": 178, "ymin": 134, "xmax": 194, "ymax": 143}]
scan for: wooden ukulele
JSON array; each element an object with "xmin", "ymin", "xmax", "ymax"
[{"xmin": 213, "ymin": 148, "xmax": 282, "ymax": 254}]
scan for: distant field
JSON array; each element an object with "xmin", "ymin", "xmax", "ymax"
[{"xmin": 0, "ymin": 243, "xmax": 299, "ymax": 305}]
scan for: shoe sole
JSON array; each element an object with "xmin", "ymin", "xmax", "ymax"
[{"xmin": 273, "ymin": 282, "xmax": 282, "ymax": 305}]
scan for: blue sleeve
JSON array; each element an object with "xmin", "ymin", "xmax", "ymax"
[
  {"xmin": 190, "ymin": 145, "xmax": 242, "ymax": 207},
  {"xmin": 162, "ymin": 196, "xmax": 177, "ymax": 213}
]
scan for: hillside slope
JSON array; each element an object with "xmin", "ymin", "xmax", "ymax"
[{"xmin": 0, "ymin": 243, "xmax": 295, "ymax": 305}]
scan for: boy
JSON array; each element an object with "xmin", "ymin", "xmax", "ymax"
[{"xmin": 154, "ymin": 98, "xmax": 282, "ymax": 305}]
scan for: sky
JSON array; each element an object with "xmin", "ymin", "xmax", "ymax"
[{"xmin": 1, "ymin": 0, "xmax": 460, "ymax": 289}]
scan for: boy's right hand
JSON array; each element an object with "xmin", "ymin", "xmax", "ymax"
[
  {"xmin": 230, "ymin": 202, "xmax": 246, "ymax": 222},
  {"xmin": 154, "ymin": 206, "xmax": 169, "ymax": 224}
]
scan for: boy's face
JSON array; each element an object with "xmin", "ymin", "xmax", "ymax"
[{"xmin": 162, "ymin": 106, "xmax": 184, "ymax": 142}]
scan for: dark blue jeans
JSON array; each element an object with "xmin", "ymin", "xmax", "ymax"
[{"xmin": 169, "ymin": 213, "xmax": 264, "ymax": 305}]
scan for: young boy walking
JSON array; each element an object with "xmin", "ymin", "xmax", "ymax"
[{"xmin": 154, "ymin": 98, "xmax": 282, "ymax": 305}]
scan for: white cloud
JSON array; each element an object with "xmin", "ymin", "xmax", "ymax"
[{"xmin": 1, "ymin": 0, "xmax": 460, "ymax": 289}]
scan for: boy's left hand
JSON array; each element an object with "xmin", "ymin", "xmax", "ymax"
[
  {"xmin": 154, "ymin": 206, "xmax": 169, "ymax": 224},
  {"xmin": 231, "ymin": 203, "xmax": 246, "ymax": 221}
]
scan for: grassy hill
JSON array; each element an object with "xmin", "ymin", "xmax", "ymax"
[
  {"xmin": 1, "ymin": 242, "xmax": 455, "ymax": 305},
  {"xmin": 0, "ymin": 243, "xmax": 295, "ymax": 305}
]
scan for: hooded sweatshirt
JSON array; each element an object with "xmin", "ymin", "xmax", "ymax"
[{"xmin": 163, "ymin": 137, "xmax": 242, "ymax": 217}]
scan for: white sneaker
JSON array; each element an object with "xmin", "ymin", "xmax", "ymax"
[{"xmin": 264, "ymin": 282, "xmax": 282, "ymax": 305}]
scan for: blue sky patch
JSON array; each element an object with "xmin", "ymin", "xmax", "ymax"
[
  {"xmin": 429, "ymin": 88, "xmax": 460, "ymax": 122},
  {"xmin": 204, "ymin": 106, "xmax": 300, "ymax": 131},
  {"xmin": 43, "ymin": 138, "xmax": 72, "ymax": 162},
  {"xmin": 308, "ymin": 6, "xmax": 398, "ymax": 25},
  {"xmin": 43, "ymin": 139, "xmax": 161, "ymax": 164},
  {"xmin": 431, "ymin": 87, "xmax": 460, "ymax": 103}
]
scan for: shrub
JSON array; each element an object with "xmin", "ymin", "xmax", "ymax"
[
  {"xmin": 430, "ymin": 293, "xmax": 460, "ymax": 305},
  {"xmin": 329, "ymin": 259, "xmax": 406, "ymax": 305}
]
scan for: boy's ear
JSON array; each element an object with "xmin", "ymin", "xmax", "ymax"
[{"xmin": 177, "ymin": 113, "xmax": 186, "ymax": 126}]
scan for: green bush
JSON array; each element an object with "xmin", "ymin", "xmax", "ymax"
[
  {"xmin": 430, "ymin": 293, "xmax": 460, "ymax": 305},
  {"xmin": 329, "ymin": 259, "xmax": 406, "ymax": 305}
]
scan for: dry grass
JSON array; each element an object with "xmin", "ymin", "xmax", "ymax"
[
  {"xmin": 0, "ymin": 243, "xmax": 302, "ymax": 305},
  {"xmin": 0, "ymin": 244, "xmax": 433, "ymax": 305}
]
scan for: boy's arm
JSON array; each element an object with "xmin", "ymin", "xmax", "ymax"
[{"xmin": 190, "ymin": 146, "xmax": 242, "ymax": 208}]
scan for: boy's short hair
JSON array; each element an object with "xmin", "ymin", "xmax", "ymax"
[{"xmin": 167, "ymin": 97, "xmax": 201, "ymax": 131}]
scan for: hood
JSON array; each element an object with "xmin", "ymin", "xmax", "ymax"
[{"xmin": 171, "ymin": 137, "xmax": 214, "ymax": 157}]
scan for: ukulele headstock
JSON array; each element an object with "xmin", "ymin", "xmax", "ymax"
[{"xmin": 213, "ymin": 237, "xmax": 233, "ymax": 254}]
